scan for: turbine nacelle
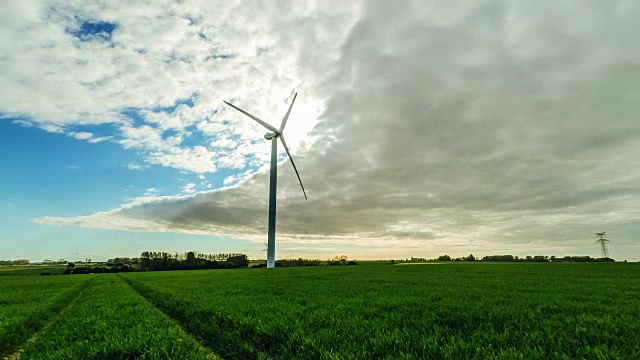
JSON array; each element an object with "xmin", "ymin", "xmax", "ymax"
[{"xmin": 223, "ymin": 93, "xmax": 307, "ymax": 200}]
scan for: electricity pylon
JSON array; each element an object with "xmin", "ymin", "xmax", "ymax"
[{"xmin": 595, "ymin": 232, "xmax": 610, "ymax": 258}]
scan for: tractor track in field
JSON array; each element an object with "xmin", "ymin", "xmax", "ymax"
[
  {"xmin": 3, "ymin": 276, "xmax": 98, "ymax": 360},
  {"xmin": 116, "ymin": 274, "xmax": 222, "ymax": 360}
]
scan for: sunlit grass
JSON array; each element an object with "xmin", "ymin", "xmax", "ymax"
[
  {"xmin": 0, "ymin": 275, "xmax": 89, "ymax": 357},
  {"xmin": 3, "ymin": 263, "xmax": 638, "ymax": 359},
  {"xmin": 20, "ymin": 275, "xmax": 217, "ymax": 359},
  {"xmin": 121, "ymin": 263, "xmax": 640, "ymax": 359}
]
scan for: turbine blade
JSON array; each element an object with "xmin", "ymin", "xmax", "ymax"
[
  {"xmin": 279, "ymin": 92, "xmax": 297, "ymax": 133},
  {"xmin": 223, "ymin": 100, "xmax": 280, "ymax": 134},
  {"xmin": 279, "ymin": 135, "xmax": 307, "ymax": 200}
]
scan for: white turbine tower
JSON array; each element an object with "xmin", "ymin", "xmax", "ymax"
[{"xmin": 223, "ymin": 93, "xmax": 307, "ymax": 269}]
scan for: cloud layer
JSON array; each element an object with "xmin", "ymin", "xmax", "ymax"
[{"xmin": 4, "ymin": 1, "xmax": 639, "ymax": 256}]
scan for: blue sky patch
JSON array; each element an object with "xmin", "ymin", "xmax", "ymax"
[
  {"xmin": 69, "ymin": 123, "xmax": 118, "ymax": 139},
  {"xmin": 120, "ymin": 94, "xmax": 196, "ymax": 127},
  {"xmin": 164, "ymin": 51, "xmax": 195, "ymax": 63},
  {"xmin": 185, "ymin": 17, "xmax": 198, "ymax": 26},
  {"xmin": 206, "ymin": 52, "xmax": 234, "ymax": 61},
  {"xmin": 179, "ymin": 128, "xmax": 209, "ymax": 148},
  {"xmin": 120, "ymin": 108, "xmax": 146, "ymax": 127},
  {"xmin": 67, "ymin": 19, "xmax": 117, "ymax": 42},
  {"xmin": 151, "ymin": 94, "xmax": 197, "ymax": 113}
]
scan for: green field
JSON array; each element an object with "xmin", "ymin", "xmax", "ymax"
[
  {"xmin": 20, "ymin": 275, "xmax": 216, "ymax": 359},
  {"xmin": 0, "ymin": 266, "xmax": 67, "ymax": 276},
  {"xmin": 0, "ymin": 274, "xmax": 89, "ymax": 355},
  {"xmin": 1, "ymin": 263, "xmax": 639, "ymax": 359}
]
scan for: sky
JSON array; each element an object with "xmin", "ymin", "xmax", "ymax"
[{"xmin": 1, "ymin": 0, "xmax": 639, "ymax": 262}]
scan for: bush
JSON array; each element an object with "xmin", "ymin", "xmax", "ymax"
[
  {"xmin": 90, "ymin": 267, "xmax": 106, "ymax": 274},
  {"xmin": 227, "ymin": 255, "xmax": 249, "ymax": 268},
  {"xmin": 275, "ymin": 259, "xmax": 324, "ymax": 267},
  {"xmin": 71, "ymin": 267, "xmax": 91, "ymax": 275}
]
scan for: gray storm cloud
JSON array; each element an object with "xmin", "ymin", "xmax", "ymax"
[{"xmin": 31, "ymin": 1, "xmax": 640, "ymax": 253}]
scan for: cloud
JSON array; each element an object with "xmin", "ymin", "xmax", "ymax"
[
  {"xmin": 12, "ymin": 120, "xmax": 33, "ymax": 128},
  {"xmin": 40, "ymin": 124, "xmax": 65, "ymax": 133},
  {"xmin": 0, "ymin": 0, "xmax": 325, "ymax": 173},
  {"xmin": 124, "ymin": 163, "xmax": 149, "ymax": 170},
  {"xmin": 181, "ymin": 183, "xmax": 197, "ymax": 194},
  {"xmin": 87, "ymin": 136, "xmax": 111, "ymax": 143},
  {"xmin": 144, "ymin": 187, "xmax": 159, "ymax": 197},
  {"xmin": 70, "ymin": 131, "xmax": 93, "ymax": 140},
  {"xmin": 10, "ymin": 1, "xmax": 640, "ymax": 256}
]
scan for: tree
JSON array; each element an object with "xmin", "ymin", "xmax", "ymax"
[
  {"xmin": 227, "ymin": 255, "xmax": 249, "ymax": 268},
  {"xmin": 465, "ymin": 254, "xmax": 476, "ymax": 261},
  {"xmin": 438, "ymin": 255, "xmax": 452, "ymax": 262},
  {"xmin": 140, "ymin": 252, "xmax": 151, "ymax": 269}
]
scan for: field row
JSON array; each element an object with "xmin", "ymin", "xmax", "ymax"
[
  {"xmin": 120, "ymin": 263, "xmax": 640, "ymax": 359},
  {"xmin": 0, "ymin": 275, "xmax": 89, "ymax": 356},
  {"xmin": 0, "ymin": 275, "xmax": 217, "ymax": 359},
  {"xmin": 1, "ymin": 263, "xmax": 639, "ymax": 359}
]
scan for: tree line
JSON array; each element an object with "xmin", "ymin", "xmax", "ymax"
[
  {"xmin": 430, "ymin": 254, "xmax": 615, "ymax": 262},
  {"xmin": 0, "ymin": 259, "xmax": 30, "ymax": 265},
  {"xmin": 138, "ymin": 251, "xmax": 249, "ymax": 271},
  {"xmin": 251, "ymin": 257, "xmax": 358, "ymax": 268},
  {"xmin": 61, "ymin": 251, "xmax": 250, "ymax": 275}
]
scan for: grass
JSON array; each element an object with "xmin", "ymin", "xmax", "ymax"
[
  {"xmin": 0, "ymin": 266, "xmax": 68, "ymax": 276},
  {"xmin": 1, "ymin": 263, "xmax": 638, "ymax": 359},
  {"xmin": 20, "ymin": 274, "xmax": 217, "ymax": 359},
  {"xmin": 120, "ymin": 263, "xmax": 640, "ymax": 359},
  {"xmin": 0, "ymin": 274, "xmax": 89, "ymax": 357}
]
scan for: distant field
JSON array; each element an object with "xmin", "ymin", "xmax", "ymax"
[
  {"xmin": 0, "ymin": 265, "xmax": 67, "ymax": 276},
  {"xmin": 0, "ymin": 266, "xmax": 36, "ymax": 271},
  {"xmin": 1, "ymin": 263, "xmax": 638, "ymax": 359}
]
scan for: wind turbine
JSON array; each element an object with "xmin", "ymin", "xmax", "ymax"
[{"xmin": 223, "ymin": 93, "xmax": 307, "ymax": 269}]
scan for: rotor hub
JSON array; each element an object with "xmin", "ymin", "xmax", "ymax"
[{"xmin": 264, "ymin": 132, "xmax": 277, "ymax": 140}]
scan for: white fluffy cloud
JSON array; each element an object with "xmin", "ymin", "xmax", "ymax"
[
  {"xmin": 0, "ymin": 0, "xmax": 327, "ymax": 173},
  {"xmin": 70, "ymin": 131, "xmax": 93, "ymax": 140},
  {"xmin": 181, "ymin": 183, "xmax": 197, "ymax": 194},
  {"xmin": 5, "ymin": 1, "xmax": 639, "ymax": 258}
]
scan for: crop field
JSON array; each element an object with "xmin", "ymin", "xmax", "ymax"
[
  {"xmin": 1, "ymin": 263, "xmax": 639, "ymax": 359},
  {"xmin": 19, "ymin": 275, "xmax": 216, "ymax": 359},
  {"xmin": 0, "ymin": 266, "xmax": 67, "ymax": 276},
  {"xmin": 0, "ymin": 274, "xmax": 88, "ymax": 356}
]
